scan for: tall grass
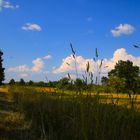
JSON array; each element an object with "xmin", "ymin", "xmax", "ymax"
[{"xmin": 9, "ymin": 86, "xmax": 140, "ymax": 140}]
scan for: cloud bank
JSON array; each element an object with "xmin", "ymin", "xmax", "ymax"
[
  {"xmin": 53, "ymin": 48, "xmax": 140, "ymax": 77},
  {"xmin": 7, "ymin": 48, "xmax": 140, "ymax": 79}
]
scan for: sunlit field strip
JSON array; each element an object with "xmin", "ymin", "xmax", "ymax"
[{"xmin": 0, "ymin": 86, "xmax": 140, "ymax": 109}]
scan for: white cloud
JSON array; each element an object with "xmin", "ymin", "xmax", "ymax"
[
  {"xmin": 32, "ymin": 58, "xmax": 44, "ymax": 73},
  {"xmin": 8, "ymin": 65, "xmax": 30, "ymax": 73},
  {"xmin": 53, "ymin": 55, "xmax": 94, "ymax": 74},
  {"xmin": 0, "ymin": 0, "xmax": 19, "ymax": 10},
  {"xmin": 112, "ymin": 48, "xmax": 140, "ymax": 66},
  {"xmin": 43, "ymin": 55, "xmax": 52, "ymax": 60},
  {"xmin": 7, "ymin": 49, "xmax": 140, "ymax": 81},
  {"xmin": 7, "ymin": 53, "xmax": 51, "ymax": 76},
  {"xmin": 22, "ymin": 23, "xmax": 42, "ymax": 31},
  {"xmin": 111, "ymin": 24, "xmax": 135, "ymax": 37},
  {"xmin": 53, "ymin": 48, "xmax": 140, "ymax": 77}
]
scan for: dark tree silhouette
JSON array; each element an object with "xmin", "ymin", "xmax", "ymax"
[
  {"xmin": 0, "ymin": 50, "xmax": 5, "ymax": 85},
  {"xmin": 19, "ymin": 78, "xmax": 25, "ymax": 85},
  {"xmin": 9, "ymin": 79, "xmax": 15, "ymax": 85},
  {"xmin": 101, "ymin": 76, "xmax": 108, "ymax": 86}
]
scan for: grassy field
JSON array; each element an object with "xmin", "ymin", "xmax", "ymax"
[
  {"xmin": 1, "ymin": 86, "xmax": 140, "ymax": 109},
  {"xmin": 0, "ymin": 86, "xmax": 140, "ymax": 140}
]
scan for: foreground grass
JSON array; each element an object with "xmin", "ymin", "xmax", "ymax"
[
  {"xmin": 0, "ymin": 86, "xmax": 140, "ymax": 140},
  {"xmin": 0, "ymin": 91, "xmax": 31, "ymax": 140}
]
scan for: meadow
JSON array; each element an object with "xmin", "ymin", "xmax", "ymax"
[{"xmin": 0, "ymin": 86, "xmax": 140, "ymax": 140}]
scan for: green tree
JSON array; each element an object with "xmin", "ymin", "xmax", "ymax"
[
  {"xmin": 101, "ymin": 76, "xmax": 108, "ymax": 86},
  {"xmin": 0, "ymin": 50, "xmax": 5, "ymax": 85},
  {"xmin": 37, "ymin": 81, "xmax": 46, "ymax": 87},
  {"xmin": 74, "ymin": 78, "xmax": 86, "ymax": 93},
  {"xmin": 133, "ymin": 76, "xmax": 140, "ymax": 94},
  {"xmin": 28, "ymin": 80, "xmax": 34, "ymax": 86},
  {"xmin": 19, "ymin": 78, "xmax": 25, "ymax": 85},
  {"xmin": 108, "ymin": 76, "xmax": 126, "ymax": 93},
  {"xmin": 9, "ymin": 79, "xmax": 15, "ymax": 85},
  {"xmin": 108, "ymin": 60, "xmax": 140, "ymax": 93},
  {"xmin": 57, "ymin": 77, "xmax": 70, "ymax": 89}
]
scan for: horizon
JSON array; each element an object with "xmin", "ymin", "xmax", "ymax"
[{"xmin": 0, "ymin": 0, "xmax": 140, "ymax": 82}]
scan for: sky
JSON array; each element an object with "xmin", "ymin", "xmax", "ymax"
[{"xmin": 0, "ymin": 0, "xmax": 140, "ymax": 82}]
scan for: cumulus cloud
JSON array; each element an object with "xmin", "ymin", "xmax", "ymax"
[
  {"xmin": 112, "ymin": 48, "xmax": 140, "ymax": 66},
  {"xmin": 22, "ymin": 23, "xmax": 42, "ymax": 31},
  {"xmin": 0, "ymin": 0, "xmax": 19, "ymax": 10},
  {"xmin": 43, "ymin": 55, "xmax": 52, "ymax": 60},
  {"xmin": 7, "ymin": 53, "xmax": 52, "ymax": 77},
  {"xmin": 53, "ymin": 55, "xmax": 94, "ymax": 74},
  {"xmin": 7, "ymin": 53, "xmax": 52, "ymax": 79},
  {"xmin": 53, "ymin": 48, "xmax": 140, "ymax": 77},
  {"xmin": 31, "ymin": 58, "xmax": 44, "ymax": 73},
  {"xmin": 111, "ymin": 24, "xmax": 135, "ymax": 37}
]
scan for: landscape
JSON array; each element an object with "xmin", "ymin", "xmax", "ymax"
[{"xmin": 0, "ymin": 0, "xmax": 140, "ymax": 140}]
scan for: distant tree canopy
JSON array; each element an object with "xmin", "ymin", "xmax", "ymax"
[
  {"xmin": 28, "ymin": 80, "xmax": 34, "ymax": 86},
  {"xmin": 19, "ymin": 78, "xmax": 25, "ymax": 85},
  {"xmin": 0, "ymin": 50, "xmax": 5, "ymax": 85},
  {"xmin": 57, "ymin": 77, "xmax": 70, "ymax": 89},
  {"xmin": 101, "ymin": 76, "xmax": 108, "ymax": 86},
  {"xmin": 9, "ymin": 79, "xmax": 15, "ymax": 85},
  {"xmin": 107, "ymin": 60, "xmax": 140, "ymax": 93},
  {"xmin": 74, "ymin": 78, "xmax": 86, "ymax": 92}
]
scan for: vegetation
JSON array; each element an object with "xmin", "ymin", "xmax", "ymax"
[
  {"xmin": 0, "ymin": 49, "xmax": 5, "ymax": 85},
  {"xmin": 108, "ymin": 60, "xmax": 140, "ymax": 93},
  {"xmin": 0, "ymin": 48, "xmax": 140, "ymax": 139},
  {"xmin": 0, "ymin": 86, "xmax": 139, "ymax": 140}
]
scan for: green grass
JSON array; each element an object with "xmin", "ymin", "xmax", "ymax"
[{"xmin": 0, "ymin": 86, "xmax": 140, "ymax": 140}]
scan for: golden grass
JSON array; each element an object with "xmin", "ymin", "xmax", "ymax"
[
  {"xmin": 0, "ymin": 87, "xmax": 9, "ymax": 93},
  {"xmin": 1, "ymin": 86, "xmax": 140, "ymax": 109},
  {"xmin": 33, "ymin": 87, "xmax": 56, "ymax": 93}
]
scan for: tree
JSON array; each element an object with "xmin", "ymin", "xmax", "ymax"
[
  {"xmin": 101, "ymin": 76, "xmax": 108, "ymax": 86},
  {"xmin": 108, "ymin": 76, "xmax": 126, "ymax": 93},
  {"xmin": 133, "ymin": 76, "xmax": 140, "ymax": 94},
  {"xmin": 57, "ymin": 77, "xmax": 70, "ymax": 89},
  {"xmin": 74, "ymin": 78, "xmax": 86, "ymax": 93},
  {"xmin": 9, "ymin": 79, "xmax": 15, "ymax": 85},
  {"xmin": 19, "ymin": 78, "xmax": 25, "ymax": 85},
  {"xmin": 37, "ymin": 81, "xmax": 46, "ymax": 87},
  {"xmin": 108, "ymin": 60, "xmax": 140, "ymax": 93},
  {"xmin": 0, "ymin": 50, "xmax": 5, "ymax": 85},
  {"xmin": 28, "ymin": 80, "xmax": 34, "ymax": 86}
]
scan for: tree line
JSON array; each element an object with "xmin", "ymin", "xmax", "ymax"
[
  {"xmin": 0, "ymin": 49, "xmax": 140, "ymax": 93},
  {"xmin": 7, "ymin": 60, "xmax": 140, "ymax": 94}
]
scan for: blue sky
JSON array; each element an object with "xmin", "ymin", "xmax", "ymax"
[{"xmin": 0, "ymin": 0, "xmax": 140, "ymax": 82}]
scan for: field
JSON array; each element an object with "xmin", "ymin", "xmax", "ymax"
[{"xmin": 0, "ymin": 86, "xmax": 140, "ymax": 140}]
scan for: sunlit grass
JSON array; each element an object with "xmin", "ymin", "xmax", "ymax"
[{"xmin": 0, "ymin": 85, "xmax": 140, "ymax": 139}]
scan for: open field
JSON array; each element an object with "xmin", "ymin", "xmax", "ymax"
[
  {"xmin": 1, "ymin": 86, "xmax": 140, "ymax": 109},
  {"xmin": 0, "ymin": 86, "xmax": 140, "ymax": 140}
]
